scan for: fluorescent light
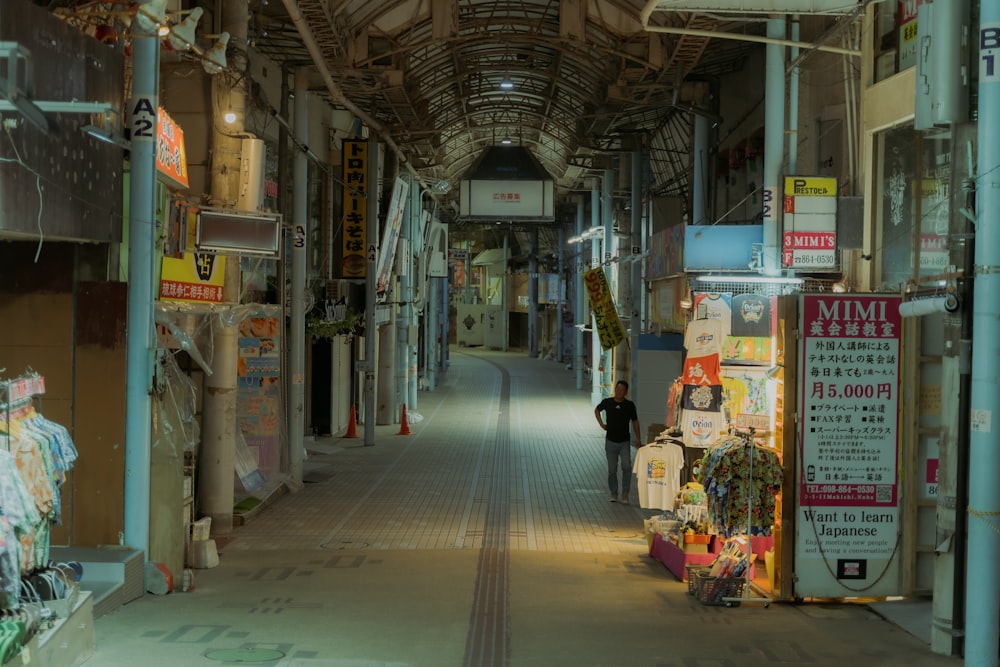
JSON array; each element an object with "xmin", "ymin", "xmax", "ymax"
[
  {"xmin": 501, "ymin": 136, "xmax": 512, "ymax": 145},
  {"xmin": 499, "ymin": 78, "xmax": 514, "ymax": 90},
  {"xmin": 82, "ymin": 125, "xmax": 130, "ymax": 149},
  {"xmin": 697, "ymin": 275, "xmax": 803, "ymax": 285},
  {"xmin": 567, "ymin": 227, "xmax": 603, "ymax": 244}
]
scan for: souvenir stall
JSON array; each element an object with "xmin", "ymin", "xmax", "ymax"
[
  {"xmin": 643, "ymin": 290, "xmax": 795, "ymax": 601},
  {"xmin": 0, "ymin": 373, "xmax": 83, "ymax": 661}
]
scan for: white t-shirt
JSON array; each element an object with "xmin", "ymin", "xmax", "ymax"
[
  {"xmin": 684, "ymin": 318, "xmax": 723, "ymax": 357},
  {"xmin": 632, "ymin": 442, "xmax": 684, "ymax": 510},
  {"xmin": 694, "ymin": 293, "xmax": 733, "ymax": 340},
  {"xmin": 682, "ymin": 410, "xmax": 725, "ymax": 449}
]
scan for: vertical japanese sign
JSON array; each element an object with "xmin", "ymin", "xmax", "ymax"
[
  {"xmin": 795, "ymin": 294, "xmax": 902, "ymax": 597},
  {"xmin": 583, "ymin": 267, "xmax": 624, "ymax": 350},
  {"xmin": 782, "ymin": 176, "xmax": 837, "ymax": 269},
  {"xmin": 156, "ymin": 107, "xmax": 189, "ymax": 190},
  {"xmin": 342, "ymin": 140, "xmax": 367, "ymax": 278},
  {"xmin": 898, "ymin": 0, "xmax": 926, "ymax": 69}
]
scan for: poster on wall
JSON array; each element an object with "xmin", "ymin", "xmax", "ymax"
[
  {"xmin": 238, "ymin": 315, "xmax": 282, "ymax": 477},
  {"xmin": 794, "ymin": 294, "xmax": 902, "ymax": 598}
]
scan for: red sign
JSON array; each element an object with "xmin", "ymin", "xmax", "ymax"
[
  {"xmin": 898, "ymin": 0, "xmax": 927, "ymax": 23},
  {"xmin": 799, "ymin": 295, "xmax": 902, "ymax": 507},
  {"xmin": 156, "ymin": 107, "xmax": 189, "ymax": 190},
  {"xmin": 784, "ymin": 231, "xmax": 836, "ymax": 249}
]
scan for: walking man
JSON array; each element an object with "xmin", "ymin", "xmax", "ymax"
[{"xmin": 594, "ymin": 380, "xmax": 642, "ymax": 505}]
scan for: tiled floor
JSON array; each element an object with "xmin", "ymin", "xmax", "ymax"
[{"xmin": 83, "ymin": 348, "xmax": 960, "ymax": 666}]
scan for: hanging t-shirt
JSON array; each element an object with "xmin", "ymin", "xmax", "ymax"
[
  {"xmin": 681, "ymin": 353, "xmax": 721, "ymax": 386},
  {"xmin": 694, "ymin": 293, "xmax": 733, "ymax": 339},
  {"xmin": 632, "ymin": 442, "xmax": 685, "ymax": 510},
  {"xmin": 682, "ymin": 410, "xmax": 724, "ymax": 449},
  {"xmin": 682, "ymin": 384, "xmax": 723, "ymax": 412},
  {"xmin": 731, "ymin": 294, "xmax": 773, "ymax": 338},
  {"xmin": 684, "ymin": 318, "xmax": 723, "ymax": 357}
]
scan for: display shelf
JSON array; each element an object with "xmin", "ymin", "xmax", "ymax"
[
  {"xmin": 8, "ymin": 591, "xmax": 95, "ymax": 667},
  {"xmin": 649, "ymin": 533, "xmax": 762, "ymax": 582}
]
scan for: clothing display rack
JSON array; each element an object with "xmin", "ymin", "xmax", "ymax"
[
  {"xmin": 721, "ymin": 427, "xmax": 771, "ymax": 608},
  {"xmin": 0, "ymin": 372, "xmax": 46, "ymax": 450}
]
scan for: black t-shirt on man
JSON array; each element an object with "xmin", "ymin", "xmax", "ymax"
[{"xmin": 596, "ymin": 397, "xmax": 638, "ymax": 443}]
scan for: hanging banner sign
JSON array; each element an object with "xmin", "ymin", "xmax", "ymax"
[
  {"xmin": 376, "ymin": 176, "xmax": 410, "ymax": 294},
  {"xmin": 583, "ymin": 267, "xmax": 624, "ymax": 350},
  {"xmin": 342, "ymin": 140, "xmax": 368, "ymax": 278},
  {"xmin": 795, "ymin": 294, "xmax": 902, "ymax": 598}
]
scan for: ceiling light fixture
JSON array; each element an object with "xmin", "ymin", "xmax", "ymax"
[
  {"xmin": 201, "ymin": 31, "xmax": 230, "ymax": 75},
  {"xmin": 499, "ymin": 77, "xmax": 514, "ymax": 90},
  {"xmin": 166, "ymin": 6, "xmax": 202, "ymax": 51},
  {"xmin": 82, "ymin": 123, "xmax": 130, "ymax": 149},
  {"xmin": 696, "ymin": 275, "xmax": 803, "ymax": 285},
  {"xmin": 501, "ymin": 136, "xmax": 512, "ymax": 145},
  {"xmin": 223, "ymin": 107, "xmax": 237, "ymax": 124},
  {"xmin": 134, "ymin": 0, "xmax": 168, "ymax": 33}
]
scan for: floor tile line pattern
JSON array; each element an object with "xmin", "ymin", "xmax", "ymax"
[
  {"xmin": 228, "ymin": 350, "xmax": 647, "ymax": 556},
  {"xmin": 316, "ymin": 357, "xmax": 497, "ymax": 550},
  {"xmin": 82, "ymin": 350, "xmax": 963, "ymax": 666},
  {"xmin": 464, "ymin": 355, "xmax": 512, "ymax": 667}
]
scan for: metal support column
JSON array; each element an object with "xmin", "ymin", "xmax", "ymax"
[
  {"xmin": 966, "ymin": 3, "xmax": 1000, "ymax": 661},
  {"xmin": 693, "ymin": 116, "xmax": 710, "ymax": 227},
  {"xmin": 123, "ymin": 6, "xmax": 159, "ymax": 556},
  {"xmin": 557, "ymin": 225, "xmax": 566, "ymax": 365},
  {"xmin": 408, "ymin": 182, "xmax": 419, "ymax": 410},
  {"xmin": 763, "ymin": 16, "xmax": 786, "ymax": 276},
  {"xmin": 364, "ymin": 144, "xmax": 380, "ymax": 446},
  {"xmin": 602, "ymin": 167, "xmax": 614, "ymax": 391},
  {"xmin": 288, "ymin": 68, "xmax": 308, "ymax": 484},
  {"xmin": 630, "ymin": 149, "xmax": 642, "ymax": 406},
  {"xmin": 591, "ymin": 180, "xmax": 602, "ymax": 405},
  {"xmin": 529, "ymin": 228, "xmax": 539, "ymax": 357},
  {"xmin": 576, "ymin": 196, "xmax": 585, "ymax": 390},
  {"xmin": 789, "ymin": 15, "xmax": 800, "ymax": 175}
]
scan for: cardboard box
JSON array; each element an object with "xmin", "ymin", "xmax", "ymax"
[{"xmin": 683, "ymin": 542, "xmax": 709, "ymax": 554}]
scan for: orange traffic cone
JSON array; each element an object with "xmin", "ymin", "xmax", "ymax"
[
  {"xmin": 344, "ymin": 405, "xmax": 359, "ymax": 438},
  {"xmin": 398, "ymin": 403, "xmax": 412, "ymax": 435}
]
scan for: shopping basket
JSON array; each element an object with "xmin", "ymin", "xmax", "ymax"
[
  {"xmin": 695, "ymin": 571, "xmax": 745, "ymax": 606},
  {"xmin": 685, "ymin": 564, "xmax": 710, "ymax": 595}
]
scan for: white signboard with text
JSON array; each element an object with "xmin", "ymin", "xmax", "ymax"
[
  {"xmin": 795, "ymin": 294, "xmax": 902, "ymax": 598},
  {"xmin": 459, "ymin": 179, "xmax": 554, "ymax": 219},
  {"xmin": 782, "ymin": 176, "xmax": 838, "ymax": 270}
]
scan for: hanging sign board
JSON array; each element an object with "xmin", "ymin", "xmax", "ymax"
[
  {"xmin": 782, "ymin": 176, "xmax": 838, "ymax": 270},
  {"xmin": 583, "ymin": 267, "xmax": 624, "ymax": 350},
  {"xmin": 160, "ymin": 252, "xmax": 226, "ymax": 303},
  {"xmin": 794, "ymin": 294, "xmax": 902, "ymax": 598},
  {"xmin": 376, "ymin": 176, "xmax": 410, "ymax": 294},
  {"xmin": 156, "ymin": 107, "xmax": 189, "ymax": 190},
  {"xmin": 342, "ymin": 140, "xmax": 368, "ymax": 278}
]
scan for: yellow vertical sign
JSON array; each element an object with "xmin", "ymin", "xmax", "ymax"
[
  {"xmin": 342, "ymin": 140, "xmax": 367, "ymax": 278},
  {"xmin": 583, "ymin": 267, "xmax": 625, "ymax": 350}
]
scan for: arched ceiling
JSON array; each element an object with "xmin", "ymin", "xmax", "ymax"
[{"xmin": 248, "ymin": 0, "xmax": 760, "ymax": 196}]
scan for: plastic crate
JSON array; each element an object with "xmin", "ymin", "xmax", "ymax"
[
  {"xmin": 685, "ymin": 564, "xmax": 710, "ymax": 595},
  {"xmin": 695, "ymin": 572, "xmax": 746, "ymax": 606}
]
